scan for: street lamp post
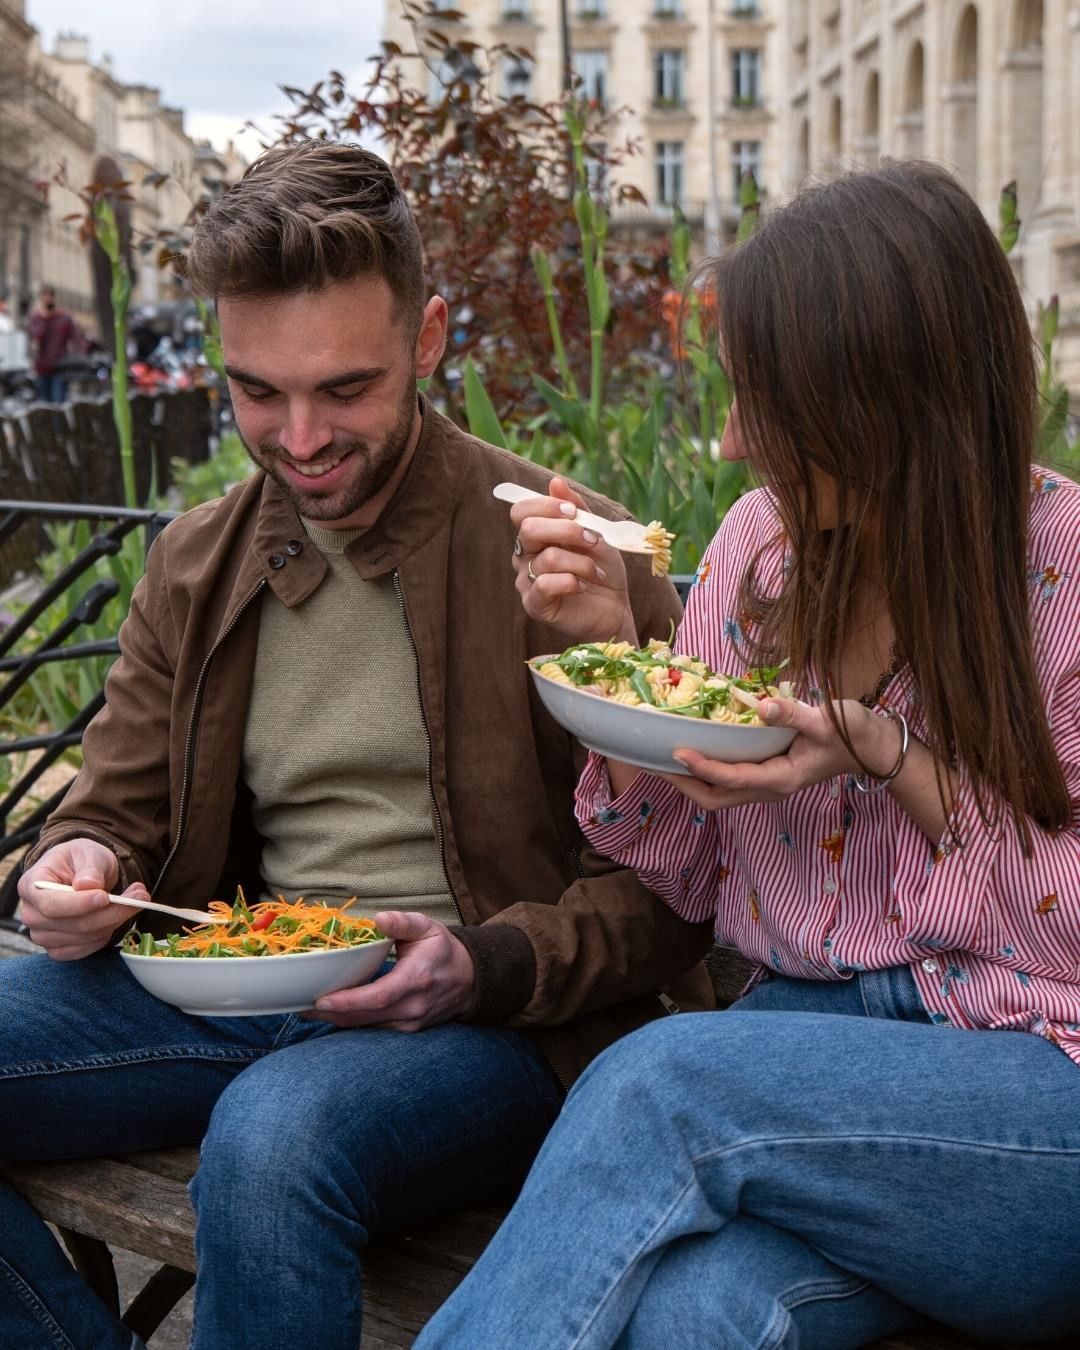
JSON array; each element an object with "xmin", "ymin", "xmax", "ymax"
[{"xmin": 560, "ymin": 0, "xmax": 573, "ymax": 93}]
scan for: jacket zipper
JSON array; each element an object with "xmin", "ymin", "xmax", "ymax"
[
  {"xmin": 152, "ymin": 579, "xmax": 267, "ymax": 896},
  {"xmin": 392, "ymin": 573, "xmax": 570, "ymax": 1094},
  {"xmin": 392, "ymin": 570, "xmax": 464, "ymax": 926}
]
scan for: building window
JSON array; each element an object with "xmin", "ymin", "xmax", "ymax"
[
  {"xmin": 653, "ymin": 49, "xmax": 685, "ymax": 106},
  {"xmin": 654, "ymin": 1, "xmax": 684, "ymax": 16},
  {"xmin": 501, "ymin": 54, "xmax": 533, "ymax": 100},
  {"xmin": 429, "ymin": 48, "xmax": 479, "ymax": 102},
  {"xmin": 574, "ymin": 48, "xmax": 609, "ymax": 107},
  {"xmin": 731, "ymin": 0, "xmax": 760, "ymax": 15},
  {"xmin": 732, "ymin": 140, "xmax": 761, "ymax": 199},
  {"xmin": 501, "ymin": 2, "xmax": 531, "ymax": 19},
  {"xmin": 575, "ymin": 0, "xmax": 607, "ymax": 18},
  {"xmin": 731, "ymin": 49, "xmax": 762, "ymax": 106},
  {"xmin": 656, "ymin": 140, "xmax": 685, "ymax": 207}
]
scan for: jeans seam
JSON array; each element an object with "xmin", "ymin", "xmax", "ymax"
[
  {"xmin": 758, "ymin": 1275, "xmax": 873, "ymax": 1350},
  {"xmin": 689, "ymin": 1131, "xmax": 1080, "ymax": 1166},
  {"xmin": 567, "ymin": 1174, "xmax": 700, "ymax": 1350},
  {"xmin": 0, "ymin": 1046, "xmax": 269, "ymax": 1078},
  {"xmin": 0, "ymin": 1258, "xmax": 77, "ymax": 1350}
]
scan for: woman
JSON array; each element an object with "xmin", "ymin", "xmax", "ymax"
[{"xmin": 416, "ymin": 162, "xmax": 1080, "ymax": 1348}]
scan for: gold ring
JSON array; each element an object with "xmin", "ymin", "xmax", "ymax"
[{"xmin": 527, "ymin": 560, "xmax": 537, "ymax": 583}]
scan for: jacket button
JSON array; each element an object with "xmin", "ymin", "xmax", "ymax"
[
  {"xmin": 268, "ymin": 552, "xmax": 286, "ymax": 569},
  {"xmin": 285, "ymin": 538, "xmax": 303, "ymax": 556}
]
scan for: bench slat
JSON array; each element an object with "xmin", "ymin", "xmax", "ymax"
[
  {"xmin": 4, "ymin": 1158, "xmax": 196, "ymax": 1271},
  {"xmin": 112, "ymin": 1146, "xmax": 201, "ymax": 1183}
]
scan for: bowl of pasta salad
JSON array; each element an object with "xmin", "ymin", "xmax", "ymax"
[
  {"xmin": 118, "ymin": 894, "xmax": 393, "ymax": 1016},
  {"xmin": 530, "ymin": 640, "xmax": 798, "ymax": 774}
]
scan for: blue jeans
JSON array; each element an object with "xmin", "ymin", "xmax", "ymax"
[
  {"xmin": 0, "ymin": 949, "xmax": 562, "ymax": 1349},
  {"xmin": 416, "ymin": 968, "xmax": 1080, "ymax": 1349},
  {"xmin": 34, "ymin": 374, "xmax": 67, "ymax": 404}
]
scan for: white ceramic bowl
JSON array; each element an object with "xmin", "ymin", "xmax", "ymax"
[
  {"xmin": 530, "ymin": 662, "xmax": 797, "ymax": 775},
  {"xmin": 119, "ymin": 937, "xmax": 395, "ymax": 1017}
]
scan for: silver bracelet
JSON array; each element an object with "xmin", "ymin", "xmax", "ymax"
[{"xmin": 852, "ymin": 706, "xmax": 909, "ymax": 795}]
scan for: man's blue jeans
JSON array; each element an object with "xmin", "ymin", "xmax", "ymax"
[
  {"xmin": 416, "ymin": 968, "xmax": 1080, "ymax": 1349},
  {"xmin": 0, "ymin": 949, "xmax": 562, "ymax": 1349}
]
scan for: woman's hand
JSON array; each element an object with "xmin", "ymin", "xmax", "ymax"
[
  {"xmin": 511, "ymin": 477, "xmax": 637, "ymax": 645},
  {"xmin": 665, "ymin": 697, "xmax": 898, "ymax": 810}
]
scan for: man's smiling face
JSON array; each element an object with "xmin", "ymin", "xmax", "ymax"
[{"xmin": 220, "ymin": 275, "xmax": 446, "ymax": 530}]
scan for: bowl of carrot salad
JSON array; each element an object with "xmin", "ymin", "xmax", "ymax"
[{"xmin": 119, "ymin": 893, "xmax": 393, "ymax": 1016}]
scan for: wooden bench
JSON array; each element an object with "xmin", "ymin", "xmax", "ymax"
[
  {"xmin": 2, "ymin": 1147, "xmax": 507, "ymax": 1347},
  {"xmin": 4, "ymin": 1143, "xmax": 1072, "ymax": 1349}
]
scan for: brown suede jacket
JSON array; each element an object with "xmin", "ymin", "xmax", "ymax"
[{"xmin": 28, "ymin": 403, "xmax": 715, "ymax": 1088}]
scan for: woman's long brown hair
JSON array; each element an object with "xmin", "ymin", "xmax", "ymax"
[{"xmin": 702, "ymin": 160, "xmax": 1068, "ymax": 842}]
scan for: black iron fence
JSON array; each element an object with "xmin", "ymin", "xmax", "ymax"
[{"xmin": 0, "ymin": 502, "xmax": 176, "ymax": 927}]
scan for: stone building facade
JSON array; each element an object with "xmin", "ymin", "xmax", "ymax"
[
  {"xmin": 0, "ymin": 9, "xmax": 244, "ymax": 337},
  {"xmin": 780, "ymin": 0, "xmax": 1080, "ymax": 399},
  {"xmin": 0, "ymin": 0, "xmax": 95, "ymax": 325},
  {"xmin": 382, "ymin": 1, "xmax": 782, "ymax": 245}
]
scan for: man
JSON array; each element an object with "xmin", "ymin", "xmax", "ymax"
[
  {"xmin": 2, "ymin": 143, "xmax": 714, "ymax": 1349},
  {"xmin": 27, "ymin": 285, "xmax": 78, "ymax": 403}
]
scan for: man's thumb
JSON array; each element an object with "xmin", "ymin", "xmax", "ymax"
[{"xmin": 373, "ymin": 910, "xmax": 429, "ymax": 942}]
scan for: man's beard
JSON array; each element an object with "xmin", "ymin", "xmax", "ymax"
[{"xmin": 241, "ymin": 382, "xmax": 418, "ymax": 523}]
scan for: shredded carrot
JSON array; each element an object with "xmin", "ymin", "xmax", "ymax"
[{"xmin": 122, "ymin": 891, "xmax": 386, "ymax": 958}]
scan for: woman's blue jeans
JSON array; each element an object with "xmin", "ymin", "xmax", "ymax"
[
  {"xmin": 0, "ymin": 949, "xmax": 562, "ymax": 1349},
  {"xmin": 416, "ymin": 967, "xmax": 1080, "ymax": 1350}
]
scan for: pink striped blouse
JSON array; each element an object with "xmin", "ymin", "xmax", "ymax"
[{"xmin": 577, "ymin": 469, "xmax": 1080, "ymax": 1067}]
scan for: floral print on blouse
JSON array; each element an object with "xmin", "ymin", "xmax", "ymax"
[{"xmin": 577, "ymin": 470, "xmax": 1080, "ymax": 1066}]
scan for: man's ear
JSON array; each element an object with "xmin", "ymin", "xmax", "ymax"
[{"xmin": 415, "ymin": 296, "xmax": 448, "ymax": 379}]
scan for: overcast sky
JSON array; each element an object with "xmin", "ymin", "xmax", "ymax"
[{"xmin": 26, "ymin": 0, "xmax": 389, "ymax": 159}]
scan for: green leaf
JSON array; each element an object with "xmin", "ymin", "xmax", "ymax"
[
  {"xmin": 1037, "ymin": 385, "xmax": 1070, "ymax": 458},
  {"xmin": 463, "ymin": 357, "xmax": 508, "ymax": 449},
  {"xmin": 532, "ymin": 374, "xmax": 597, "ymax": 454}
]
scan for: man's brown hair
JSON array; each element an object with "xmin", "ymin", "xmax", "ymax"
[{"xmin": 182, "ymin": 142, "xmax": 426, "ymax": 332}]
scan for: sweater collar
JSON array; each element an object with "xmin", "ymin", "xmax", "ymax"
[{"xmin": 249, "ymin": 395, "xmax": 464, "ymax": 605}]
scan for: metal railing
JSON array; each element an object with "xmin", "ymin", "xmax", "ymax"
[{"xmin": 0, "ymin": 501, "xmax": 176, "ymax": 928}]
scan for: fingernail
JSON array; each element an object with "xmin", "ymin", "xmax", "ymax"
[
  {"xmin": 314, "ymin": 1000, "xmax": 332, "ymax": 1012},
  {"xmin": 673, "ymin": 752, "xmax": 688, "ymax": 765},
  {"xmin": 761, "ymin": 701, "xmax": 778, "ymax": 722},
  {"xmin": 582, "ymin": 529, "xmax": 598, "ymax": 544},
  {"xmin": 595, "ymin": 566, "xmax": 606, "ymax": 581},
  {"xmin": 577, "ymin": 579, "xmax": 586, "ymax": 591},
  {"xmin": 559, "ymin": 502, "xmax": 576, "ymax": 517}
]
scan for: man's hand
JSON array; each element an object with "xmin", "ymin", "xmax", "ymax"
[
  {"xmin": 304, "ymin": 911, "xmax": 476, "ymax": 1033},
  {"xmin": 17, "ymin": 839, "xmax": 148, "ymax": 961}
]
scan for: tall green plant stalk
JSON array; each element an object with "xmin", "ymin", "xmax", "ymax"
[
  {"xmin": 567, "ymin": 101, "xmax": 610, "ymax": 440},
  {"xmin": 94, "ymin": 199, "xmax": 136, "ymax": 510},
  {"xmin": 531, "ymin": 247, "xmax": 579, "ymax": 400}
]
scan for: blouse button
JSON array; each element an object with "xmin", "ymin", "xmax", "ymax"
[
  {"xmin": 268, "ymin": 552, "xmax": 286, "ymax": 570},
  {"xmin": 829, "ymin": 779, "xmax": 840, "ymax": 799},
  {"xmin": 823, "ymin": 877, "xmax": 837, "ymax": 895},
  {"xmin": 921, "ymin": 958, "xmax": 939, "ymax": 974}
]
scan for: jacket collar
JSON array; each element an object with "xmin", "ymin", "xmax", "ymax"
[{"xmin": 245, "ymin": 396, "xmax": 464, "ymax": 609}]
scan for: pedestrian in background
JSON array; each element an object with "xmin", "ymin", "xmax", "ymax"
[{"xmin": 28, "ymin": 285, "xmax": 78, "ymax": 404}]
